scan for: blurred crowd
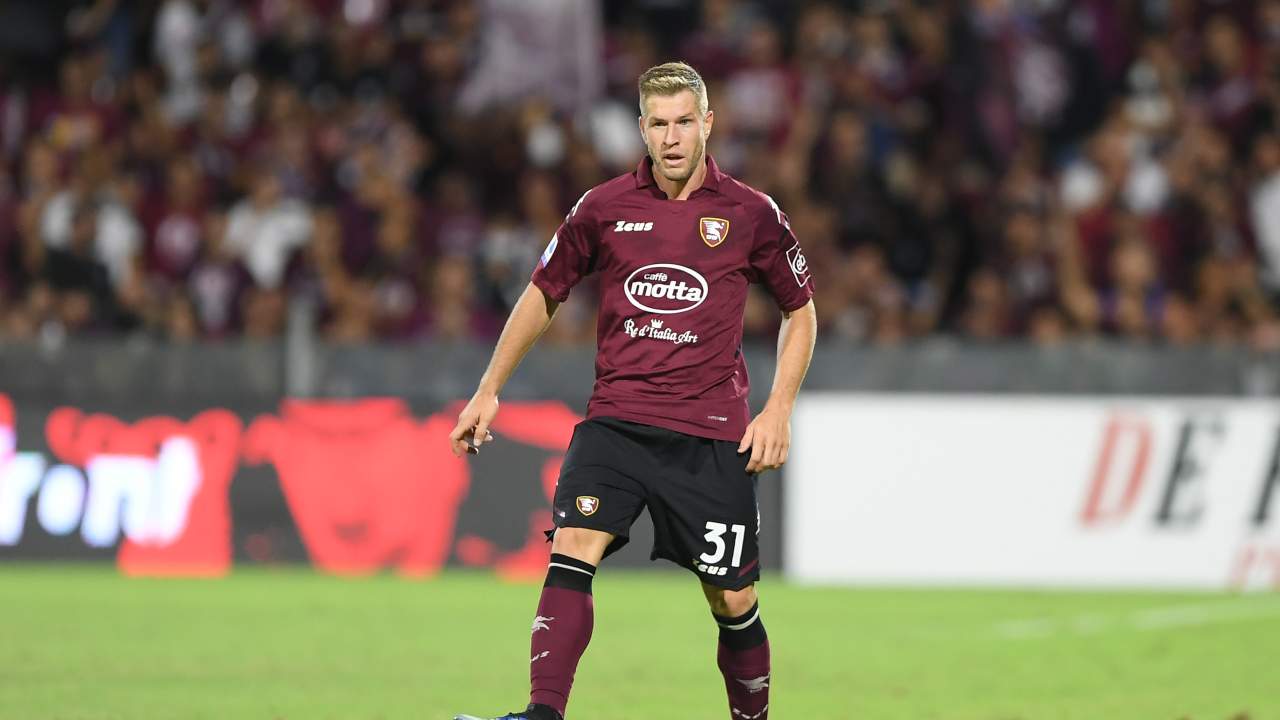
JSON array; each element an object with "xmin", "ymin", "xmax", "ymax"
[{"xmin": 1, "ymin": 0, "xmax": 1278, "ymax": 348}]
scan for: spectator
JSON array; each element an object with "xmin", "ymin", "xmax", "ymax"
[
  {"xmin": 457, "ymin": 0, "xmax": 604, "ymax": 117},
  {"xmin": 147, "ymin": 156, "xmax": 208, "ymax": 286},
  {"xmin": 42, "ymin": 201, "xmax": 121, "ymax": 333},
  {"xmin": 224, "ymin": 171, "xmax": 312, "ymax": 290},
  {"xmin": 188, "ymin": 209, "xmax": 250, "ymax": 339},
  {"xmin": 1252, "ymin": 134, "xmax": 1280, "ymax": 297}
]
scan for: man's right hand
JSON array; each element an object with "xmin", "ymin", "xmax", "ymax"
[{"xmin": 448, "ymin": 392, "xmax": 499, "ymax": 457}]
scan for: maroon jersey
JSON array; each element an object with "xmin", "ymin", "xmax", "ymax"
[{"xmin": 531, "ymin": 156, "xmax": 813, "ymax": 441}]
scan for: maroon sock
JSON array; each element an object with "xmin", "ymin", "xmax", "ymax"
[
  {"xmin": 529, "ymin": 553, "xmax": 596, "ymax": 717},
  {"xmin": 714, "ymin": 602, "xmax": 770, "ymax": 720}
]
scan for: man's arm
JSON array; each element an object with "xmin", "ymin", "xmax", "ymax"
[
  {"xmin": 738, "ymin": 299, "xmax": 817, "ymax": 473},
  {"xmin": 448, "ymin": 282, "xmax": 561, "ymax": 457}
]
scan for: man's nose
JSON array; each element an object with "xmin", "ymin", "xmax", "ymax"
[{"xmin": 663, "ymin": 125, "xmax": 679, "ymax": 146}]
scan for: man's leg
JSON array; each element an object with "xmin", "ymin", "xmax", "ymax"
[
  {"xmin": 703, "ymin": 582, "xmax": 770, "ymax": 720},
  {"xmin": 528, "ymin": 527, "xmax": 613, "ymax": 719}
]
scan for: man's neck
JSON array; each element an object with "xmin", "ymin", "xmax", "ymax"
[{"xmin": 654, "ymin": 153, "xmax": 708, "ymax": 201}]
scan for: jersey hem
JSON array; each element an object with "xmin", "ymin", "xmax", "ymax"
[
  {"xmin": 585, "ymin": 409, "xmax": 743, "ymax": 442},
  {"xmin": 778, "ymin": 294, "xmax": 812, "ymax": 313},
  {"xmin": 530, "ymin": 273, "xmax": 570, "ymax": 303}
]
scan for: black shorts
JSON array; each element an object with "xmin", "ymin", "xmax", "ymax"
[{"xmin": 548, "ymin": 416, "xmax": 761, "ymax": 590}]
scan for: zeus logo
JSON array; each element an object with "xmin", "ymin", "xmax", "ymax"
[
  {"xmin": 624, "ymin": 263, "xmax": 708, "ymax": 314},
  {"xmin": 614, "ymin": 221, "xmax": 654, "ymax": 232},
  {"xmin": 696, "ymin": 561, "xmax": 729, "ymax": 576}
]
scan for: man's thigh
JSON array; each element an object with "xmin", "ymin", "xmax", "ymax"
[
  {"xmin": 647, "ymin": 436, "xmax": 762, "ymax": 590},
  {"xmin": 547, "ymin": 419, "xmax": 650, "ymax": 559}
]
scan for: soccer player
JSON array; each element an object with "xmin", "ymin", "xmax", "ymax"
[{"xmin": 449, "ymin": 61, "xmax": 816, "ymax": 720}]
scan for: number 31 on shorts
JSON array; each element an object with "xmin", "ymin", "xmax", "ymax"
[{"xmin": 700, "ymin": 521, "xmax": 746, "ymax": 567}]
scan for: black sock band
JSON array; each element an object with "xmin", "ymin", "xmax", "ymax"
[
  {"xmin": 544, "ymin": 553, "xmax": 596, "ymax": 593},
  {"xmin": 713, "ymin": 601, "xmax": 767, "ymax": 651}
]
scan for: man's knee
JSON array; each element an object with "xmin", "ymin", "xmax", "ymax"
[
  {"xmin": 550, "ymin": 527, "xmax": 613, "ymax": 565},
  {"xmin": 703, "ymin": 582, "xmax": 758, "ymax": 617}
]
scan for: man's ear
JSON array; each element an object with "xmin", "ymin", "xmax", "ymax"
[{"xmin": 704, "ymin": 109, "xmax": 715, "ymax": 139}]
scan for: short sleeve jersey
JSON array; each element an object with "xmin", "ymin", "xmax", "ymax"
[{"xmin": 531, "ymin": 156, "xmax": 813, "ymax": 441}]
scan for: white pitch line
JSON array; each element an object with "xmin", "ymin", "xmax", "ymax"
[
  {"xmin": 1130, "ymin": 600, "xmax": 1280, "ymax": 631},
  {"xmin": 995, "ymin": 599, "xmax": 1280, "ymax": 640},
  {"xmin": 994, "ymin": 619, "xmax": 1056, "ymax": 639}
]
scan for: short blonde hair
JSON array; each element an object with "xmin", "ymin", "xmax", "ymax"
[{"xmin": 638, "ymin": 62, "xmax": 709, "ymax": 117}]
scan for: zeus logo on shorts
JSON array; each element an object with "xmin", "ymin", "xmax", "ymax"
[
  {"xmin": 576, "ymin": 496, "xmax": 599, "ymax": 516},
  {"xmin": 695, "ymin": 559, "xmax": 729, "ymax": 576},
  {"xmin": 624, "ymin": 263, "xmax": 708, "ymax": 314}
]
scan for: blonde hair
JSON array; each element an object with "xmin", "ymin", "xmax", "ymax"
[{"xmin": 638, "ymin": 62, "xmax": 709, "ymax": 117}]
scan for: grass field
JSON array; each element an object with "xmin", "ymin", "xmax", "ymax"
[{"xmin": 1, "ymin": 565, "xmax": 1277, "ymax": 720}]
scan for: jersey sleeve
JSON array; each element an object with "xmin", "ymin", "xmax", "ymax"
[
  {"xmin": 747, "ymin": 196, "xmax": 814, "ymax": 312},
  {"xmin": 530, "ymin": 190, "xmax": 598, "ymax": 302}
]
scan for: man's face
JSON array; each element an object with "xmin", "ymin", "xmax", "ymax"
[{"xmin": 640, "ymin": 89, "xmax": 713, "ymax": 183}]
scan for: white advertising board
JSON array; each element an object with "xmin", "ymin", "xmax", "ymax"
[{"xmin": 786, "ymin": 395, "xmax": 1280, "ymax": 590}]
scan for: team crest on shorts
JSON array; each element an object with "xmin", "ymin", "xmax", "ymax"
[
  {"xmin": 576, "ymin": 496, "xmax": 600, "ymax": 516},
  {"xmin": 699, "ymin": 217, "xmax": 729, "ymax": 248}
]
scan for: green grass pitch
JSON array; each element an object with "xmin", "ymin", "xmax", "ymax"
[{"xmin": 1, "ymin": 565, "xmax": 1276, "ymax": 719}]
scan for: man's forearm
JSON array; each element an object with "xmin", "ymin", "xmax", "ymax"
[
  {"xmin": 476, "ymin": 283, "xmax": 561, "ymax": 396},
  {"xmin": 764, "ymin": 300, "xmax": 817, "ymax": 415}
]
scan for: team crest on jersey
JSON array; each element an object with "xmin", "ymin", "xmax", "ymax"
[
  {"xmin": 576, "ymin": 496, "xmax": 600, "ymax": 516},
  {"xmin": 699, "ymin": 217, "xmax": 730, "ymax": 248}
]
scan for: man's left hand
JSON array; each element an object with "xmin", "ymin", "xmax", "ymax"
[{"xmin": 737, "ymin": 406, "xmax": 791, "ymax": 474}]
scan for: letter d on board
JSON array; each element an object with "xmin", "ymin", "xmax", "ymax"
[{"xmin": 1081, "ymin": 414, "xmax": 1152, "ymax": 526}]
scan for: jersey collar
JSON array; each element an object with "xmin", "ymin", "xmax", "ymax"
[{"xmin": 635, "ymin": 154, "xmax": 725, "ymax": 195}]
